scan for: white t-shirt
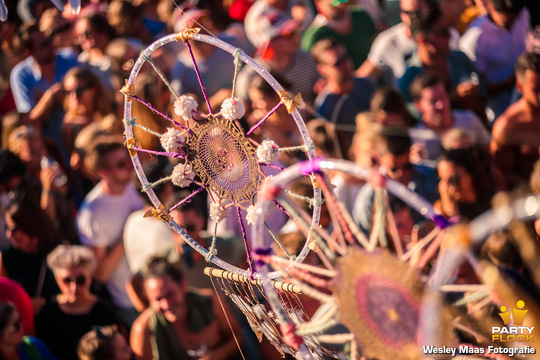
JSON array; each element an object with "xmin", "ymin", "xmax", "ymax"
[
  {"xmin": 76, "ymin": 182, "xmax": 144, "ymax": 308},
  {"xmin": 410, "ymin": 109, "xmax": 491, "ymax": 160},
  {"xmin": 367, "ymin": 23, "xmax": 417, "ymax": 79},
  {"xmin": 459, "ymin": 10, "xmax": 530, "ymax": 84},
  {"xmin": 123, "ymin": 209, "xmax": 175, "ymax": 273}
]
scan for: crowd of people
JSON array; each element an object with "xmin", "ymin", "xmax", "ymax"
[{"xmin": 0, "ymin": 0, "xmax": 539, "ymax": 358}]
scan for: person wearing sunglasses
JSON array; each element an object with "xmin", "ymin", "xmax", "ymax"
[
  {"xmin": 0, "ymin": 302, "xmax": 57, "ymax": 360},
  {"xmin": 357, "ymin": 0, "xmax": 434, "ymax": 84},
  {"xmin": 399, "ymin": 2, "xmax": 489, "ymax": 126},
  {"xmin": 9, "ymin": 20, "xmax": 78, "ymax": 165},
  {"xmin": 236, "ymin": 13, "xmax": 320, "ymax": 106},
  {"xmin": 35, "ymin": 245, "xmax": 118, "ymax": 360},
  {"xmin": 61, "ymin": 66, "xmax": 116, "ymax": 158},
  {"xmin": 310, "ymin": 38, "xmax": 376, "ymax": 160},
  {"xmin": 76, "ymin": 138, "xmax": 144, "ymax": 327},
  {"xmin": 73, "ymin": 12, "xmax": 116, "ymax": 91}
]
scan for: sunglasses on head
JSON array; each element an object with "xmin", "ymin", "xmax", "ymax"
[{"xmin": 62, "ymin": 274, "xmax": 87, "ymax": 286}]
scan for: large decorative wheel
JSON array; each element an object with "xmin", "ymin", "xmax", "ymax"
[
  {"xmin": 248, "ymin": 159, "xmax": 540, "ymax": 359},
  {"xmin": 122, "ymin": 28, "xmax": 320, "ymax": 277},
  {"xmin": 249, "ymin": 158, "xmax": 448, "ymax": 359}
]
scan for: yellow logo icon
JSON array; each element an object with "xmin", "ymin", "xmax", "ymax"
[
  {"xmin": 492, "ymin": 300, "xmax": 534, "ymax": 343},
  {"xmin": 498, "ymin": 300, "xmax": 528, "ymax": 326}
]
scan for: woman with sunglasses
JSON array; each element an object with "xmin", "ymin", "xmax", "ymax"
[
  {"xmin": 0, "ymin": 301, "xmax": 57, "ymax": 360},
  {"xmin": 62, "ymin": 66, "xmax": 117, "ymax": 158},
  {"xmin": 36, "ymin": 245, "xmax": 118, "ymax": 360}
]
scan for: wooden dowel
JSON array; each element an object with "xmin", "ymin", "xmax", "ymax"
[{"xmin": 204, "ymin": 267, "xmax": 303, "ymax": 295}]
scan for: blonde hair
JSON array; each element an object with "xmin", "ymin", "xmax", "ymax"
[
  {"xmin": 350, "ymin": 113, "xmax": 381, "ymax": 166},
  {"xmin": 47, "ymin": 245, "xmax": 97, "ymax": 274}
]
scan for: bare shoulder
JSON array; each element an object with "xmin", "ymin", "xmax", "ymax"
[{"xmin": 491, "ymin": 104, "xmax": 520, "ymax": 142}]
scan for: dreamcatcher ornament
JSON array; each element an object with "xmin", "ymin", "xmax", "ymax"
[
  {"xmin": 121, "ymin": 25, "xmax": 320, "ymax": 277},
  {"xmin": 244, "ymin": 158, "xmax": 454, "ymax": 359},
  {"xmin": 244, "ymin": 159, "xmax": 540, "ymax": 360}
]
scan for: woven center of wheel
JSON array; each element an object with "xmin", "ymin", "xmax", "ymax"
[
  {"xmin": 356, "ymin": 275, "xmax": 418, "ymax": 348},
  {"xmin": 187, "ymin": 115, "xmax": 260, "ymax": 204}
]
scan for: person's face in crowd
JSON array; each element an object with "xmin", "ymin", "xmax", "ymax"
[
  {"xmin": 380, "ymin": 152, "xmax": 413, "ymax": 185},
  {"xmin": 50, "ymin": 19, "xmax": 73, "ymax": 49},
  {"xmin": 437, "ymin": 160, "xmax": 476, "ymax": 203},
  {"xmin": 111, "ymin": 332, "xmax": 133, "ymax": 360},
  {"xmin": 316, "ymin": 0, "xmax": 347, "ymax": 22},
  {"xmin": 318, "ymin": 46, "xmax": 353, "ymax": 82},
  {"xmin": 145, "ymin": 275, "xmax": 187, "ymax": 323},
  {"xmin": 374, "ymin": 111, "xmax": 408, "ymax": 127},
  {"xmin": 415, "ymin": 83, "xmax": 453, "ymax": 131},
  {"xmin": 64, "ymin": 75, "xmax": 96, "ymax": 114},
  {"xmin": 171, "ymin": 208, "xmax": 205, "ymax": 241},
  {"xmin": 248, "ymin": 87, "xmax": 278, "ymax": 116},
  {"xmin": 18, "ymin": 136, "xmax": 45, "ymax": 171},
  {"xmin": 54, "ymin": 265, "xmax": 92, "ymax": 303},
  {"xmin": 0, "ymin": 310, "xmax": 23, "ymax": 346},
  {"xmin": 103, "ymin": 149, "xmax": 133, "ymax": 185},
  {"xmin": 268, "ymin": 28, "xmax": 300, "ymax": 57},
  {"xmin": 517, "ymin": 69, "xmax": 540, "ymax": 109},
  {"xmin": 419, "ymin": 18, "xmax": 451, "ymax": 57},
  {"xmin": 416, "ymin": 17, "xmax": 450, "ymax": 58},
  {"xmin": 29, "ymin": 31, "xmax": 55, "ymax": 65},
  {"xmin": 393, "ymin": 206, "xmax": 414, "ymax": 246},
  {"xmin": 74, "ymin": 18, "xmax": 94, "ymax": 51},
  {"xmin": 400, "ymin": 0, "xmax": 423, "ymax": 27},
  {"xmin": 487, "ymin": 4, "xmax": 519, "ymax": 30},
  {"xmin": 5, "ymin": 214, "xmax": 38, "ymax": 254}
]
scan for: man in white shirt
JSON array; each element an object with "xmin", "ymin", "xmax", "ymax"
[
  {"xmin": 357, "ymin": 0, "xmax": 427, "ymax": 81},
  {"xmin": 409, "ymin": 73, "xmax": 491, "ymax": 161},
  {"xmin": 76, "ymin": 137, "xmax": 144, "ymax": 326}
]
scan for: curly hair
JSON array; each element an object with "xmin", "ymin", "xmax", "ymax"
[{"xmin": 47, "ymin": 245, "xmax": 97, "ymax": 275}]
